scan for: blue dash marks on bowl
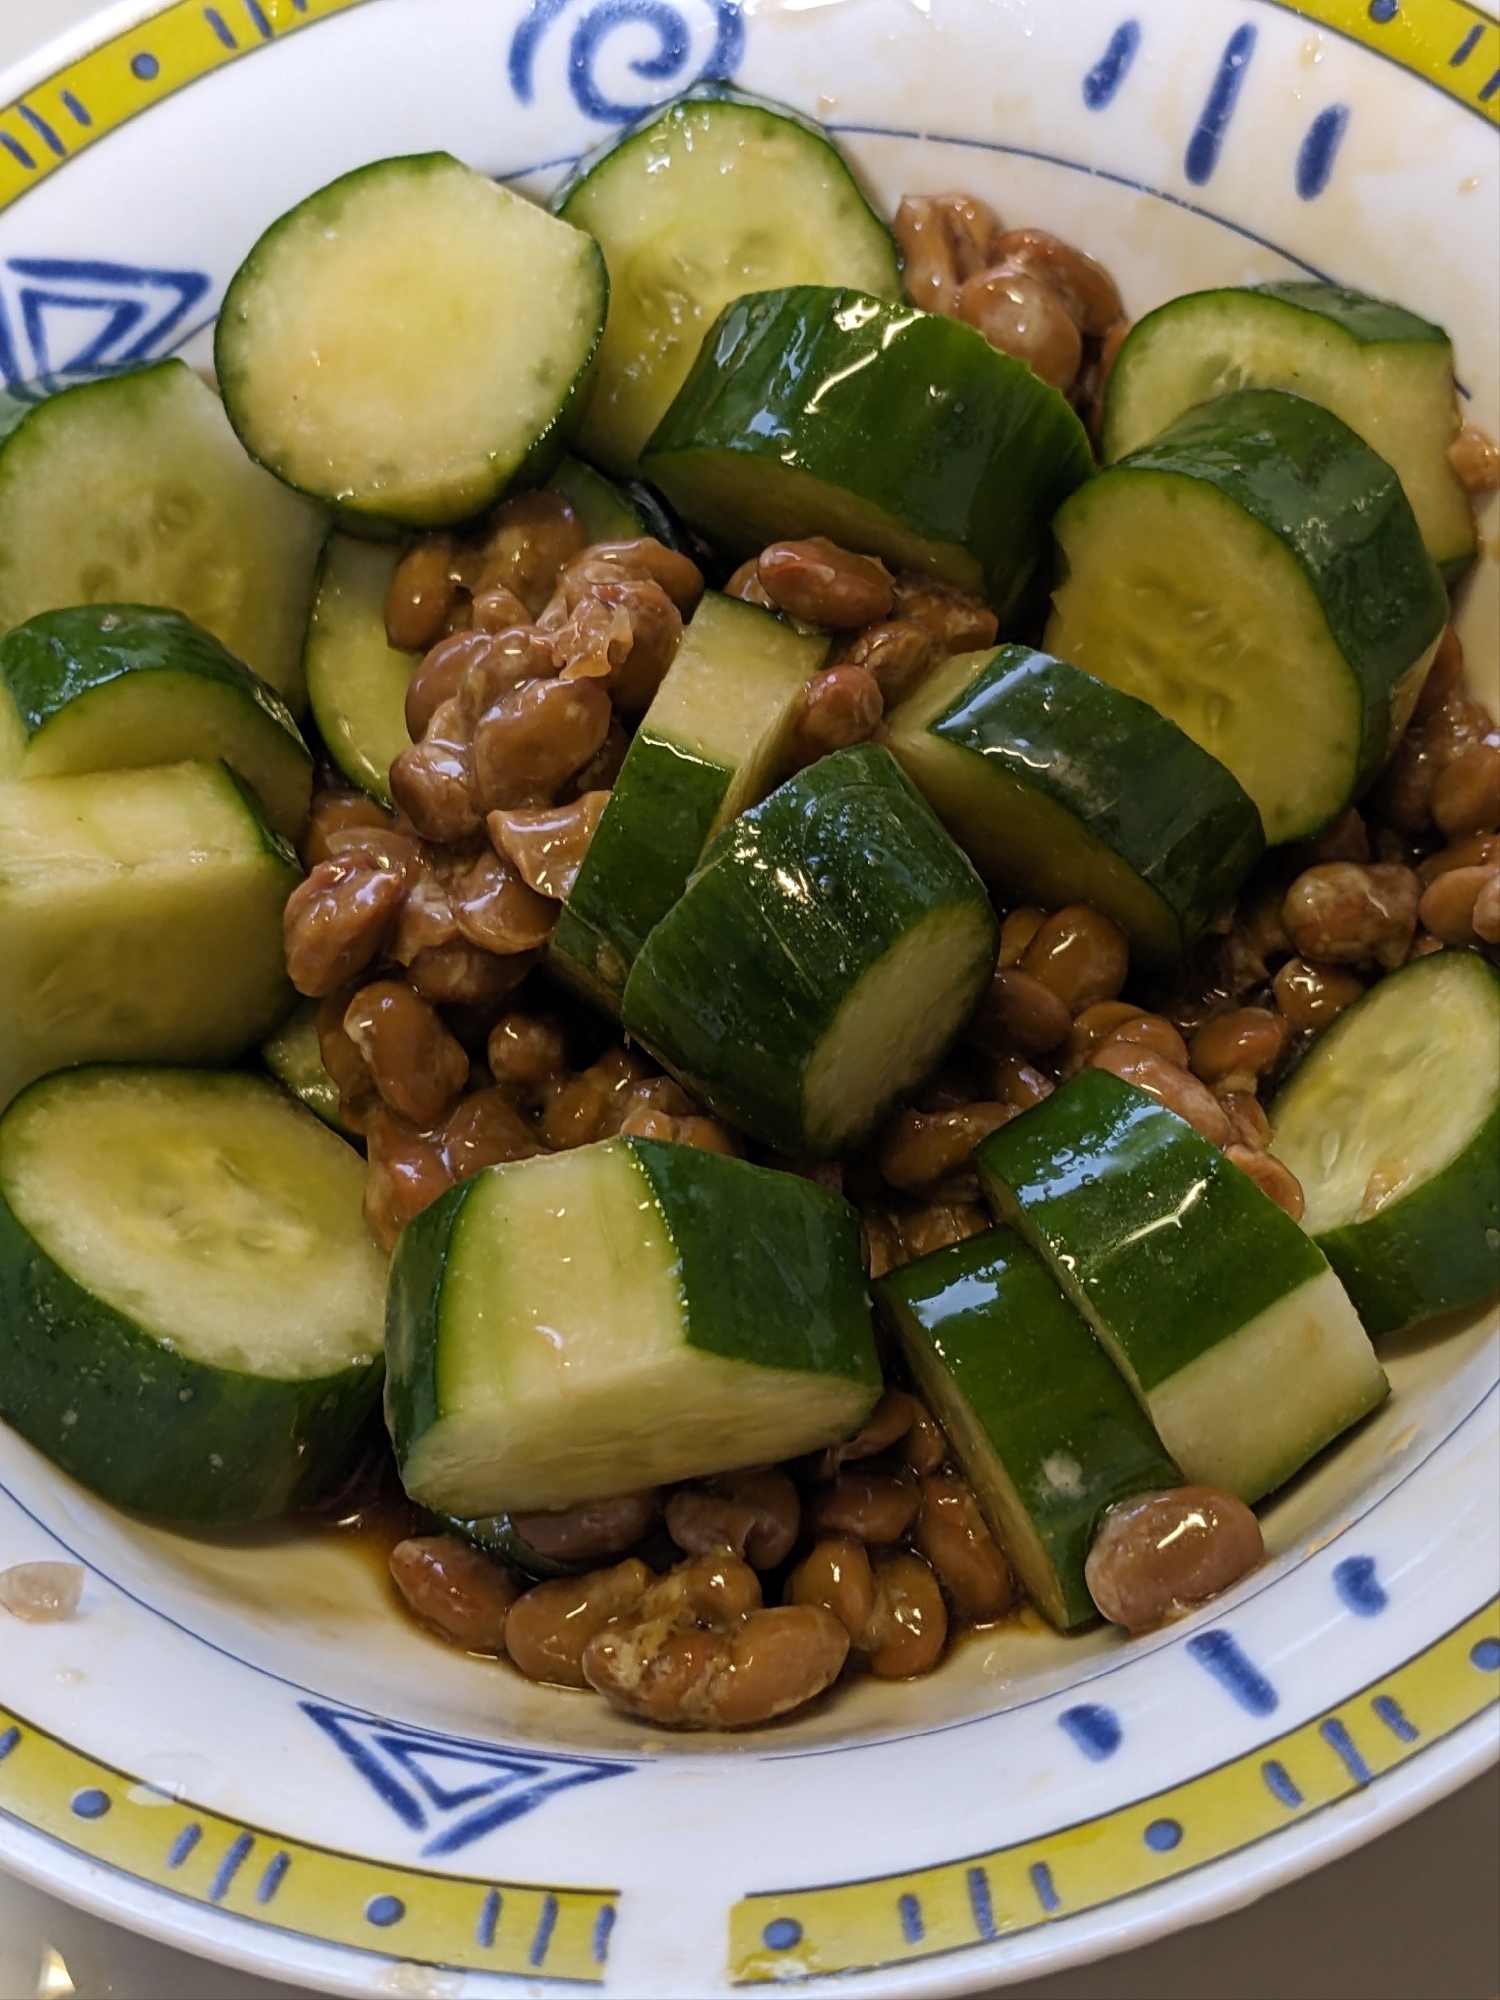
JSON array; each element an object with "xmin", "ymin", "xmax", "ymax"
[
  {"xmin": 165, "ymin": 1822, "xmax": 202, "ymax": 1868},
  {"xmin": 1186, "ymin": 1630, "xmax": 1279, "ymax": 1715},
  {"xmin": 1185, "ymin": 23, "xmax": 1257, "ymax": 185},
  {"xmin": 530, "ymin": 1894, "xmax": 560, "ymax": 1967},
  {"xmin": 0, "ymin": 1726, "xmax": 19, "ymax": 1762},
  {"xmin": 1261, "ymin": 1758, "xmax": 1303, "ymax": 1808},
  {"xmin": 763, "ymin": 1917, "xmax": 802, "ymax": 1951},
  {"xmin": 202, "ymin": 10, "xmax": 239, "ymax": 51},
  {"xmin": 592, "ymin": 1902, "xmax": 617, "ymax": 1964},
  {"xmin": 1319, "ymin": 1717, "xmax": 1372, "ymax": 1785},
  {"xmin": 69, "ymin": 1786, "xmax": 110, "ymax": 1819},
  {"xmin": 129, "ymin": 51, "xmax": 161, "ymax": 80},
  {"xmin": 366, "ymin": 1893, "xmax": 405, "ymax": 1927},
  {"xmin": 1029, "ymin": 1860, "xmax": 1061, "ymax": 1914},
  {"xmin": 508, "ymin": 0, "xmax": 745, "ymax": 126},
  {"xmin": 479, "ymin": 1888, "xmax": 502, "ymax": 1948},
  {"xmin": 1058, "ymin": 1703, "xmax": 1122, "ymax": 1761},
  {"xmin": 59, "ymin": 93, "xmax": 92, "ymax": 129},
  {"xmin": 1333, "ymin": 1554, "xmax": 1388, "ymax": 1617},
  {"xmin": 1296, "ymin": 104, "xmax": 1350, "ymax": 198},
  {"xmin": 255, "ymin": 1851, "xmax": 291, "ymax": 1904},
  {"xmin": 1450, "ymin": 23, "xmax": 1484, "ymax": 66},
  {"xmin": 1471, "ymin": 1636, "xmax": 1500, "ymax": 1672},
  {"xmin": 1371, "ymin": 1695, "xmax": 1418, "ymax": 1743},
  {"xmin": 208, "ymin": 1831, "xmax": 254, "ymax": 1902},
  {"xmin": 14, "ymin": 107, "xmax": 65, "ymax": 161},
  {"xmin": 1083, "ymin": 21, "xmax": 1141, "ymax": 109},
  {"xmin": 967, "ymin": 1866, "xmax": 997, "ymax": 1941},
  {"xmin": 897, "ymin": 1892, "xmax": 925, "ymax": 1943},
  {"xmin": 1143, "ymin": 1817, "xmax": 1182, "ymax": 1852},
  {"xmin": 242, "ymin": 0, "xmax": 276, "ymax": 39}
]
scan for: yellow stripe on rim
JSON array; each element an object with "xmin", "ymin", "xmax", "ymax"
[
  {"xmin": 1261, "ymin": 0, "xmax": 1499, "ymax": 122},
  {"xmin": 0, "ymin": 0, "xmax": 376, "ymax": 218},
  {"xmin": 0, "ymin": 1703, "xmax": 618, "ymax": 1981},
  {"xmin": 730, "ymin": 1599, "xmax": 1500, "ymax": 1983}
]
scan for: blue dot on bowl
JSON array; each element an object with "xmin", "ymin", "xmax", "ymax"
[
  {"xmin": 70, "ymin": 1788, "xmax": 110, "ymax": 1820},
  {"xmin": 1367, "ymin": 0, "xmax": 1398, "ymax": 20},
  {"xmin": 365, "ymin": 1893, "xmax": 405, "ymax": 1927},
  {"xmin": 1144, "ymin": 1817, "xmax": 1183, "ymax": 1852},
  {"xmin": 763, "ymin": 1917, "xmax": 802, "ymax": 1951},
  {"xmin": 1471, "ymin": 1637, "xmax": 1500, "ymax": 1673},
  {"xmin": 130, "ymin": 51, "xmax": 160, "ymax": 80}
]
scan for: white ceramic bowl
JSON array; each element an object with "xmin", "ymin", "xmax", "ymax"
[{"xmin": 0, "ymin": 3, "xmax": 1496, "ymax": 1994}]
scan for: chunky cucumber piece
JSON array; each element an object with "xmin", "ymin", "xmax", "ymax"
[
  {"xmin": 1047, "ymin": 388, "xmax": 1447, "ymax": 846},
  {"xmin": 644, "ymin": 287, "xmax": 1093, "ymax": 624},
  {"xmin": 552, "ymin": 591, "xmax": 827, "ymax": 1007},
  {"xmin": 0, "ymin": 361, "xmax": 324, "ymax": 711},
  {"xmin": 1270, "ymin": 953, "xmax": 1500, "ymax": 1335},
  {"xmin": 0, "ymin": 604, "xmax": 312, "ymax": 841},
  {"xmin": 387, "ymin": 1134, "xmax": 879, "ymax": 1514},
  {"xmin": 545, "ymin": 457, "xmax": 647, "ymax": 543},
  {"xmin": 886, "ymin": 645, "xmax": 1263, "ymax": 966},
  {"xmin": 0, "ymin": 762, "xmax": 300, "ymax": 1110},
  {"xmin": 976, "ymin": 1068, "xmax": 1387, "ymax": 1503},
  {"xmin": 623, "ymin": 745, "xmax": 999, "ymax": 1158},
  {"xmin": 555, "ymin": 89, "xmax": 899, "ymax": 477},
  {"xmin": 877, "ymin": 1227, "xmax": 1181, "ymax": 1629},
  {"xmin": 262, "ymin": 1000, "xmax": 356, "ymax": 1137},
  {"xmin": 0, "ymin": 1068, "xmax": 386, "ymax": 1523},
  {"xmin": 1102, "ymin": 284, "xmax": 1475, "ymax": 581},
  {"xmin": 217, "ymin": 154, "xmax": 607, "ymax": 526},
  {"xmin": 303, "ymin": 534, "xmax": 416, "ymax": 807}
]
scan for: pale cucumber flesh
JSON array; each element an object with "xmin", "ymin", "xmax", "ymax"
[
  {"xmin": 303, "ymin": 535, "xmax": 415, "ymax": 805},
  {"xmin": 0, "ymin": 1068, "xmax": 385, "ymax": 1381}
]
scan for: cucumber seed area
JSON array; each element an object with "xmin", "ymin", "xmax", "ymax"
[{"xmin": 0, "ymin": 95, "xmax": 1496, "ymax": 1737}]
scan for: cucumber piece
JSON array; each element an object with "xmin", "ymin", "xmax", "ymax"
[
  {"xmin": 0, "ymin": 360, "xmax": 324, "ymax": 711},
  {"xmin": 0, "ymin": 1067, "xmax": 386, "ymax": 1523},
  {"xmin": 551, "ymin": 591, "xmax": 828, "ymax": 1007},
  {"xmin": 303, "ymin": 534, "xmax": 416, "ymax": 807},
  {"xmin": 544, "ymin": 457, "xmax": 647, "ymax": 544},
  {"xmin": 643, "ymin": 287, "xmax": 1094, "ymax": 625},
  {"xmin": 622, "ymin": 744, "xmax": 999, "ymax": 1158},
  {"xmin": 261, "ymin": 1000, "xmax": 357, "ymax": 1138},
  {"xmin": 0, "ymin": 604, "xmax": 313, "ymax": 841},
  {"xmin": 976, "ymin": 1067, "xmax": 1387, "ymax": 1503},
  {"xmin": 554, "ymin": 88, "xmax": 900, "ymax": 478},
  {"xmin": 1046, "ymin": 388, "xmax": 1448, "ymax": 846},
  {"xmin": 440, "ymin": 1512, "xmax": 586, "ymax": 1581},
  {"xmin": 1270, "ymin": 953, "xmax": 1500, "ymax": 1335},
  {"xmin": 1102, "ymin": 284, "xmax": 1475, "ymax": 582},
  {"xmin": 876, "ymin": 1227, "xmax": 1181, "ymax": 1629},
  {"xmin": 886, "ymin": 644, "xmax": 1263, "ymax": 966},
  {"xmin": 0, "ymin": 762, "xmax": 300, "ymax": 1110},
  {"xmin": 386, "ymin": 1134, "xmax": 880, "ymax": 1515},
  {"xmin": 216, "ymin": 154, "xmax": 608, "ymax": 527}
]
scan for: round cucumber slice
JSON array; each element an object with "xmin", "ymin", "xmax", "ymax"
[
  {"xmin": 555, "ymin": 87, "xmax": 900, "ymax": 477},
  {"xmin": 1046, "ymin": 388, "xmax": 1448, "ymax": 846},
  {"xmin": 622, "ymin": 744, "xmax": 1000, "ymax": 1158},
  {"xmin": 1270, "ymin": 952, "xmax": 1500, "ymax": 1335},
  {"xmin": 0, "ymin": 360, "xmax": 325, "ymax": 712},
  {"xmin": 0, "ymin": 1068, "xmax": 386, "ymax": 1523},
  {"xmin": 1102, "ymin": 283, "xmax": 1474, "ymax": 583},
  {"xmin": 217, "ymin": 154, "xmax": 608, "ymax": 526},
  {"xmin": 303, "ymin": 534, "xmax": 416, "ymax": 807},
  {"xmin": 642, "ymin": 287, "xmax": 1093, "ymax": 626},
  {"xmin": 886, "ymin": 644, "xmax": 1264, "ymax": 966},
  {"xmin": 0, "ymin": 604, "xmax": 313, "ymax": 841}
]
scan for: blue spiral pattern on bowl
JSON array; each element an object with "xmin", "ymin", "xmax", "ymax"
[{"xmin": 510, "ymin": 0, "xmax": 745, "ymax": 123}]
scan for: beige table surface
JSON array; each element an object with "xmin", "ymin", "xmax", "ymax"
[{"xmin": 1, "ymin": 3, "xmax": 1498, "ymax": 1995}]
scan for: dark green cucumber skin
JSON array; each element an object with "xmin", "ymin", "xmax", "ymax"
[
  {"xmin": 1273, "ymin": 955, "xmax": 1500, "ymax": 1336},
  {"xmin": 877, "ymin": 1227, "xmax": 1179, "ymax": 1628},
  {"xmin": 622, "ymin": 744, "xmax": 999, "ymax": 1156},
  {"xmin": 436, "ymin": 1512, "xmax": 582, "ymax": 1580},
  {"xmin": 384, "ymin": 1171, "xmax": 471, "ymax": 1480},
  {"xmin": 976, "ymin": 1067, "xmax": 1328, "ymax": 1395},
  {"xmin": 1254, "ymin": 282, "xmax": 1450, "ymax": 346},
  {"xmin": 1092, "ymin": 389, "xmax": 1447, "ymax": 796},
  {"xmin": 552, "ymin": 730, "xmax": 730, "ymax": 1005},
  {"xmin": 642, "ymin": 287, "xmax": 1093, "ymax": 625},
  {"xmin": 0, "ymin": 603, "xmax": 302, "ymax": 743},
  {"xmin": 917, "ymin": 646, "xmax": 1264, "ymax": 960},
  {"xmin": 628, "ymin": 1136, "xmax": 878, "ymax": 1382},
  {"xmin": 0, "ymin": 1185, "xmax": 381, "ymax": 1524}
]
